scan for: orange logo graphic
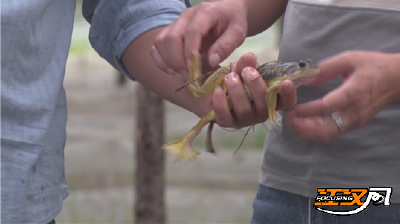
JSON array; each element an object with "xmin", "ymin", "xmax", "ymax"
[{"xmin": 313, "ymin": 188, "xmax": 392, "ymax": 215}]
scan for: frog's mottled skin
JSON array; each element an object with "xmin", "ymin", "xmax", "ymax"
[
  {"xmin": 258, "ymin": 59, "xmax": 320, "ymax": 88},
  {"xmin": 163, "ymin": 53, "xmax": 320, "ymax": 160}
]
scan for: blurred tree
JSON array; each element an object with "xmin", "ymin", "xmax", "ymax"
[{"xmin": 135, "ymin": 84, "xmax": 165, "ymax": 224}]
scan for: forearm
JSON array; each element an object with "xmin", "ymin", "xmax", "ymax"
[{"xmin": 121, "ymin": 27, "xmax": 202, "ymax": 116}]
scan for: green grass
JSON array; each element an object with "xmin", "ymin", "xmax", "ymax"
[{"xmin": 69, "ymin": 1, "xmax": 97, "ymax": 56}]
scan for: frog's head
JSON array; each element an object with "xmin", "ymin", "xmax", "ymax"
[{"xmin": 281, "ymin": 59, "xmax": 320, "ymax": 88}]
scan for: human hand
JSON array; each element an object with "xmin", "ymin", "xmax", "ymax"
[
  {"xmin": 150, "ymin": 0, "xmax": 248, "ymax": 77},
  {"xmin": 287, "ymin": 51, "xmax": 400, "ymax": 143},
  {"xmin": 196, "ymin": 53, "xmax": 297, "ymax": 129}
]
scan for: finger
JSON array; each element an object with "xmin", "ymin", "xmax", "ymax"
[
  {"xmin": 208, "ymin": 23, "xmax": 247, "ymax": 67},
  {"xmin": 230, "ymin": 62, "xmax": 237, "ymax": 71},
  {"xmin": 277, "ymin": 80, "xmax": 297, "ymax": 111},
  {"xmin": 310, "ymin": 52, "xmax": 355, "ymax": 85},
  {"xmin": 288, "ymin": 111, "xmax": 350, "ymax": 143},
  {"xmin": 234, "ymin": 53, "xmax": 258, "ymax": 75},
  {"xmin": 150, "ymin": 46, "xmax": 175, "ymax": 75},
  {"xmin": 224, "ymin": 72, "xmax": 253, "ymax": 123},
  {"xmin": 212, "ymin": 85, "xmax": 235, "ymax": 127},
  {"xmin": 154, "ymin": 21, "xmax": 188, "ymax": 75},
  {"xmin": 294, "ymin": 81, "xmax": 354, "ymax": 118},
  {"xmin": 241, "ymin": 67, "xmax": 268, "ymax": 114},
  {"xmin": 184, "ymin": 11, "xmax": 218, "ymax": 69},
  {"xmin": 162, "ymin": 30, "xmax": 188, "ymax": 75}
]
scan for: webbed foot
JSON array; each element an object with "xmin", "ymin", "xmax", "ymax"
[
  {"xmin": 162, "ymin": 129, "xmax": 201, "ymax": 160},
  {"xmin": 163, "ymin": 111, "xmax": 216, "ymax": 160}
]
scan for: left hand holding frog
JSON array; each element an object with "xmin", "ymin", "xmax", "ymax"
[{"xmin": 287, "ymin": 51, "xmax": 400, "ymax": 143}]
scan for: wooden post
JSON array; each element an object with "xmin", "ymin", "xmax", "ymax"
[{"xmin": 134, "ymin": 84, "xmax": 165, "ymax": 224}]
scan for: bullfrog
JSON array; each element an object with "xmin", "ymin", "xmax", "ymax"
[{"xmin": 163, "ymin": 52, "xmax": 320, "ymax": 160}]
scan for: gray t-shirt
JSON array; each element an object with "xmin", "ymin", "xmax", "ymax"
[
  {"xmin": 1, "ymin": 0, "xmax": 188, "ymax": 223},
  {"xmin": 260, "ymin": 0, "xmax": 400, "ymax": 202}
]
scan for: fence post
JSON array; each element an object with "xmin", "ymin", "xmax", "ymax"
[{"xmin": 134, "ymin": 84, "xmax": 166, "ymax": 224}]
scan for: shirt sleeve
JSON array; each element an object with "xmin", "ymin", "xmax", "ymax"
[{"xmin": 82, "ymin": 0, "xmax": 192, "ymax": 80}]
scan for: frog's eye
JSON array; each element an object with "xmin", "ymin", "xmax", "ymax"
[
  {"xmin": 306, "ymin": 59, "xmax": 312, "ymax": 64},
  {"xmin": 298, "ymin": 60, "xmax": 306, "ymax": 68}
]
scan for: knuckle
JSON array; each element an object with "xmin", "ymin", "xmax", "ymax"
[
  {"xmin": 233, "ymin": 26, "xmax": 246, "ymax": 41},
  {"xmin": 154, "ymin": 33, "xmax": 166, "ymax": 46},
  {"xmin": 218, "ymin": 41, "xmax": 234, "ymax": 58},
  {"xmin": 163, "ymin": 33, "xmax": 179, "ymax": 44}
]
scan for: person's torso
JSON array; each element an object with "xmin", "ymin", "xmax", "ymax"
[
  {"xmin": 1, "ymin": 0, "xmax": 75, "ymax": 222},
  {"xmin": 261, "ymin": 0, "xmax": 400, "ymax": 202}
]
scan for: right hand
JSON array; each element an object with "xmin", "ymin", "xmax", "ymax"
[{"xmin": 150, "ymin": 0, "xmax": 248, "ymax": 77}]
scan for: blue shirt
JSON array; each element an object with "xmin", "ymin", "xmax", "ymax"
[{"xmin": 1, "ymin": 0, "xmax": 189, "ymax": 223}]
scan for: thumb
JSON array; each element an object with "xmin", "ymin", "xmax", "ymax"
[{"xmin": 208, "ymin": 24, "xmax": 247, "ymax": 67}]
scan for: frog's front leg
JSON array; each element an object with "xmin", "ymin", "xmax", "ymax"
[
  {"xmin": 265, "ymin": 84, "xmax": 282, "ymax": 127},
  {"xmin": 186, "ymin": 52, "xmax": 231, "ymax": 98}
]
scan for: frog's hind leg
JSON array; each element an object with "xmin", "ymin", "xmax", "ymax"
[
  {"xmin": 265, "ymin": 84, "xmax": 282, "ymax": 127},
  {"xmin": 162, "ymin": 111, "xmax": 216, "ymax": 160}
]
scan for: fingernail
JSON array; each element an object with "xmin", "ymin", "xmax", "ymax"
[
  {"xmin": 166, "ymin": 68, "xmax": 175, "ymax": 75},
  {"xmin": 225, "ymin": 72, "xmax": 238, "ymax": 82},
  {"xmin": 209, "ymin": 53, "xmax": 221, "ymax": 67},
  {"xmin": 242, "ymin": 67, "xmax": 256, "ymax": 78}
]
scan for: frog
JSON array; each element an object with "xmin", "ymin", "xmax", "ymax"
[{"xmin": 163, "ymin": 52, "xmax": 320, "ymax": 160}]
